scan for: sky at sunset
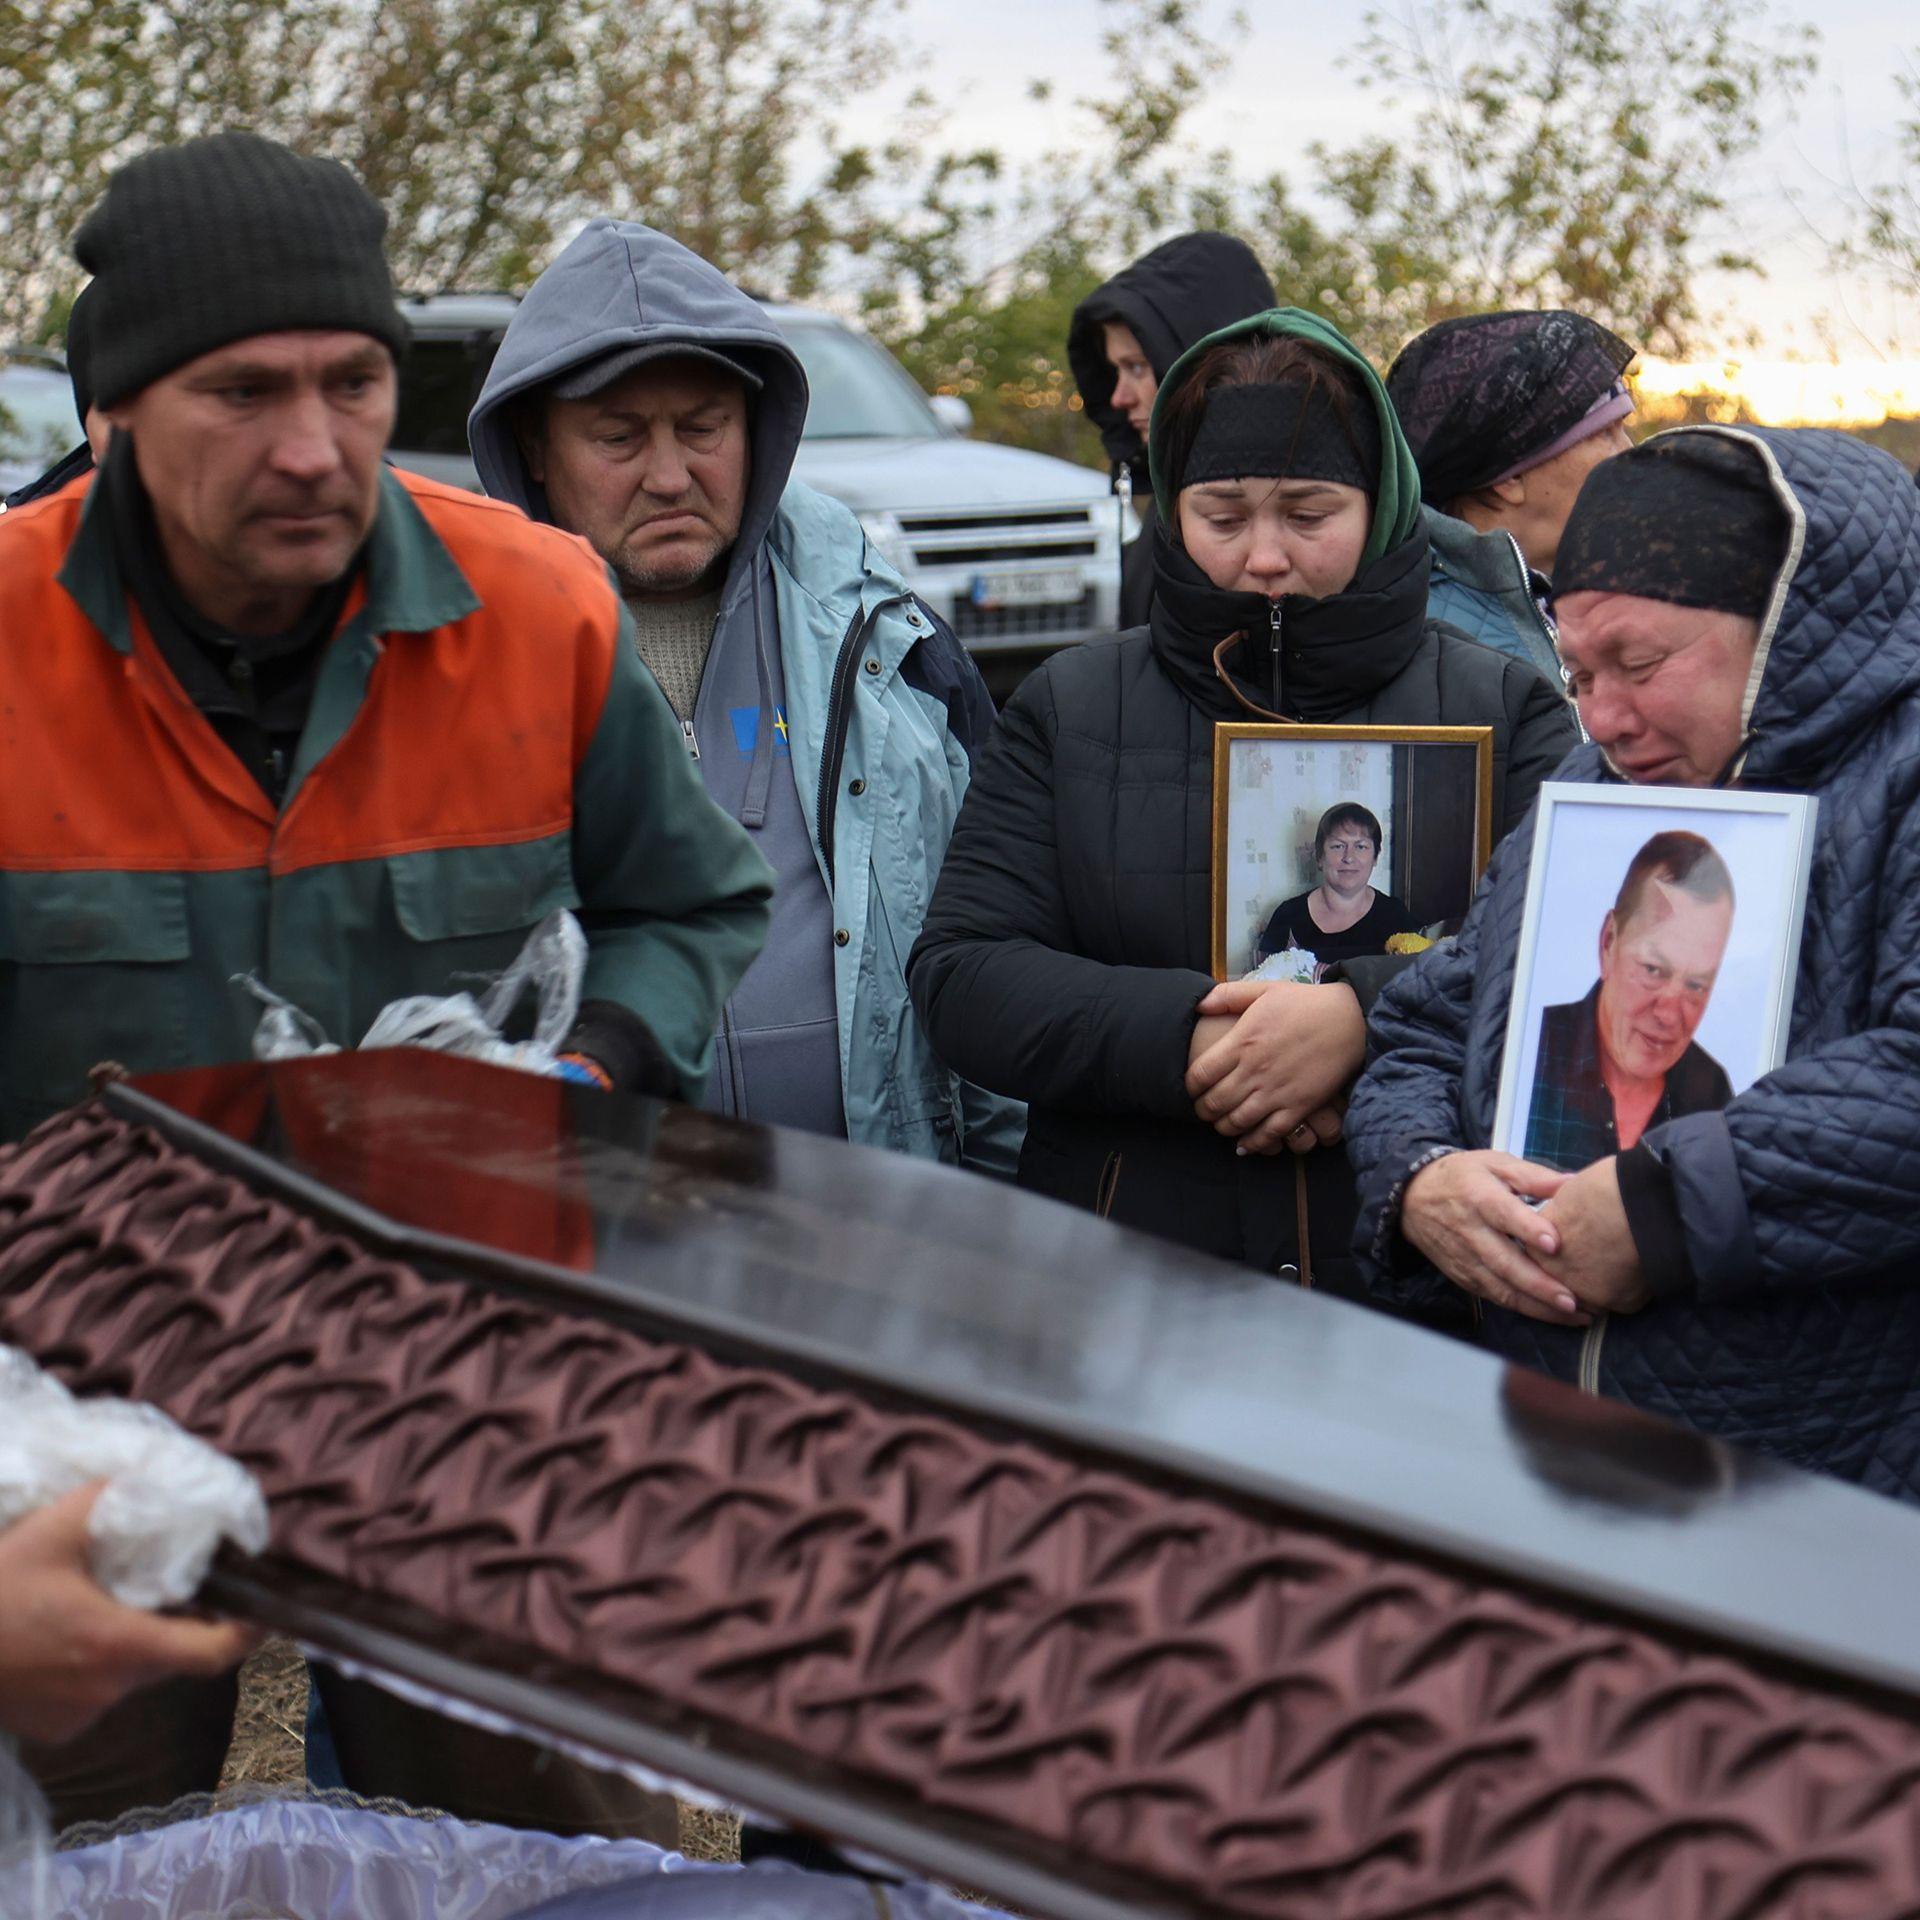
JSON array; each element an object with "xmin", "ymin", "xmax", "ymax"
[{"xmin": 881, "ymin": 0, "xmax": 1919, "ymax": 414}]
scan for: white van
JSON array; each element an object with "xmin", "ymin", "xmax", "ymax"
[{"xmin": 392, "ymin": 295, "xmax": 1132, "ymax": 675}]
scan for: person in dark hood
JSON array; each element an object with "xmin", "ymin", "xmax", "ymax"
[
  {"xmin": 1386, "ymin": 310, "xmax": 1635, "ymax": 687},
  {"xmin": 909, "ymin": 309, "xmax": 1576, "ymax": 1292},
  {"xmin": 3, "ymin": 280, "xmax": 105, "ymax": 511},
  {"xmin": 1066, "ymin": 232, "xmax": 1277, "ymax": 627},
  {"xmin": 1347, "ymin": 425, "xmax": 1920, "ymax": 1505},
  {"xmin": 470, "ymin": 220, "xmax": 1022, "ymax": 1173}
]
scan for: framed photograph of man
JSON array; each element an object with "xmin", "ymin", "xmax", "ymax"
[
  {"xmin": 1492, "ymin": 783, "xmax": 1820, "ymax": 1173},
  {"xmin": 1210, "ymin": 725, "xmax": 1496, "ymax": 980}
]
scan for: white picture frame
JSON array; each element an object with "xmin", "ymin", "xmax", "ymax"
[{"xmin": 1491, "ymin": 782, "xmax": 1819, "ymax": 1169}]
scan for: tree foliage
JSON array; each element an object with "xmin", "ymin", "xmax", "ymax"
[
  {"xmin": 1843, "ymin": 63, "xmax": 1920, "ymax": 300},
  {"xmin": 0, "ymin": 0, "xmax": 913, "ymax": 331},
  {"xmin": 1252, "ymin": 0, "xmax": 1819, "ymax": 362},
  {"xmin": 0, "ymin": 0, "xmax": 1824, "ymax": 464},
  {"xmin": 0, "ymin": 0, "xmax": 342, "ymax": 338},
  {"xmin": 880, "ymin": 0, "xmax": 1815, "ymax": 459},
  {"xmin": 0, "ymin": 0, "xmax": 1226, "ymax": 458},
  {"xmin": 869, "ymin": 0, "xmax": 1242, "ymax": 460}
]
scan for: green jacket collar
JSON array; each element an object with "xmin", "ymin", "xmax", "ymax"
[
  {"xmin": 55, "ymin": 470, "xmax": 133, "ymax": 651},
  {"xmin": 363, "ymin": 467, "xmax": 483, "ymax": 632},
  {"xmin": 56, "ymin": 462, "xmax": 480, "ymax": 655}
]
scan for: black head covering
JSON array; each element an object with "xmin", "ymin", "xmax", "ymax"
[
  {"xmin": 75, "ymin": 132, "xmax": 406, "ymax": 408},
  {"xmin": 63, "ymin": 280, "xmax": 96, "ymax": 420},
  {"xmin": 1386, "ymin": 310, "xmax": 1635, "ymax": 508},
  {"xmin": 1066, "ymin": 232, "xmax": 1277, "ymax": 475},
  {"xmin": 1179, "ymin": 378, "xmax": 1382, "ymax": 496},
  {"xmin": 1554, "ymin": 431, "xmax": 1790, "ymax": 618}
]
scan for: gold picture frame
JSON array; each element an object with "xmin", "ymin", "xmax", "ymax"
[{"xmin": 1209, "ymin": 723, "xmax": 1496, "ymax": 981}]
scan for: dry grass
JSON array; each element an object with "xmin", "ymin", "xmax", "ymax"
[
  {"xmin": 678, "ymin": 1801, "xmax": 742, "ymax": 1861},
  {"xmin": 218, "ymin": 1635, "xmax": 743, "ymax": 1860},
  {"xmin": 219, "ymin": 1635, "xmax": 309, "ymax": 1790}
]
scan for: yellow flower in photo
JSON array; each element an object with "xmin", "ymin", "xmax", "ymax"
[{"xmin": 1385, "ymin": 932, "xmax": 1435, "ymax": 956}]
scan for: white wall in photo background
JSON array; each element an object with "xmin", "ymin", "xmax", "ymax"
[{"xmin": 1223, "ymin": 739, "xmax": 1395, "ymax": 978}]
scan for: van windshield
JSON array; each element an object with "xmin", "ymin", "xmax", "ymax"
[{"xmin": 779, "ymin": 323, "xmax": 938, "ymax": 440}]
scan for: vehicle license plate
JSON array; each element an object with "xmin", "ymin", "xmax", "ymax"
[{"xmin": 969, "ymin": 568, "xmax": 1083, "ymax": 609}]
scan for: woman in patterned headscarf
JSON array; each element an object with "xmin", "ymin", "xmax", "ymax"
[{"xmin": 1385, "ymin": 310, "xmax": 1636, "ymax": 687}]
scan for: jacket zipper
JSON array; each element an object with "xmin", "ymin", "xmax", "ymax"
[
  {"xmin": 1577, "ymin": 1312, "xmax": 1608, "ymax": 1393},
  {"xmin": 1503, "ymin": 530, "xmax": 1572, "ymax": 693},
  {"xmin": 1267, "ymin": 599, "xmax": 1284, "ymax": 712},
  {"xmin": 814, "ymin": 595, "xmax": 910, "ymax": 889},
  {"xmin": 680, "ymin": 718, "xmax": 700, "ymax": 761}
]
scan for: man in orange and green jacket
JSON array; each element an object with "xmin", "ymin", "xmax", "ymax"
[{"xmin": 0, "ymin": 132, "xmax": 772, "ymax": 1144}]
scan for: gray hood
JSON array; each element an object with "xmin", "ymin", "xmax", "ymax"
[{"xmin": 468, "ymin": 218, "xmax": 809, "ymax": 610}]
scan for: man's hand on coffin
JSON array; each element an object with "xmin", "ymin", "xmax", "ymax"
[
  {"xmin": 0, "ymin": 1482, "xmax": 258, "ymax": 1745},
  {"xmin": 1185, "ymin": 979, "xmax": 1367, "ymax": 1154},
  {"xmin": 1401, "ymin": 1150, "xmax": 1589, "ymax": 1326},
  {"xmin": 1538, "ymin": 1156, "xmax": 1651, "ymax": 1315}
]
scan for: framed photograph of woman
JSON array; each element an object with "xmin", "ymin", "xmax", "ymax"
[
  {"xmin": 1491, "ymin": 783, "xmax": 1819, "ymax": 1173},
  {"xmin": 1210, "ymin": 724, "xmax": 1496, "ymax": 980}
]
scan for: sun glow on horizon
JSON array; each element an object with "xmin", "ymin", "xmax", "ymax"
[{"xmin": 1634, "ymin": 358, "xmax": 1920, "ymax": 430}]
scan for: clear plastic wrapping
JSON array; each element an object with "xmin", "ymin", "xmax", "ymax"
[
  {"xmin": 0, "ymin": 1347, "xmax": 267, "ymax": 1612},
  {"xmin": 0, "ymin": 1349, "xmax": 270, "ymax": 1917},
  {"xmin": 244, "ymin": 909, "xmax": 587, "ymax": 1073}
]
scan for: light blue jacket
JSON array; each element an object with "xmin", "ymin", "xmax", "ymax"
[
  {"xmin": 767, "ymin": 481, "xmax": 1026, "ymax": 1170},
  {"xmin": 1421, "ymin": 504, "xmax": 1568, "ymax": 691},
  {"xmin": 469, "ymin": 217, "xmax": 1023, "ymax": 1175}
]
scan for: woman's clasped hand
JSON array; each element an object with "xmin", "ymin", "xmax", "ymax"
[
  {"xmin": 1185, "ymin": 978, "xmax": 1366, "ymax": 1155},
  {"xmin": 1399, "ymin": 1150, "xmax": 1654, "ymax": 1324}
]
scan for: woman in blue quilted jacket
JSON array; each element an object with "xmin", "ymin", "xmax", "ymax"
[{"xmin": 1348, "ymin": 426, "xmax": 1920, "ymax": 1504}]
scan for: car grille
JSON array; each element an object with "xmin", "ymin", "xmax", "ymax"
[
  {"xmin": 896, "ymin": 503, "xmax": 1100, "ymax": 570},
  {"xmin": 951, "ymin": 591, "xmax": 1098, "ymax": 641}
]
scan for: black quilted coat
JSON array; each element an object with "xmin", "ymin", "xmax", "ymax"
[
  {"xmin": 1348, "ymin": 427, "xmax": 1920, "ymax": 1503},
  {"xmin": 908, "ymin": 527, "xmax": 1575, "ymax": 1289}
]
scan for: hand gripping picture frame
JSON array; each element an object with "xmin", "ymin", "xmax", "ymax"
[
  {"xmin": 1491, "ymin": 782, "xmax": 1820, "ymax": 1173},
  {"xmin": 1210, "ymin": 724, "xmax": 1496, "ymax": 982}
]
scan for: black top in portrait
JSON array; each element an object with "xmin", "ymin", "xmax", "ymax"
[{"xmin": 1260, "ymin": 890, "xmax": 1419, "ymax": 965}]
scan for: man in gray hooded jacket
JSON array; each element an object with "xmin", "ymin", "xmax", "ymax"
[{"xmin": 471, "ymin": 220, "xmax": 1022, "ymax": 1172}]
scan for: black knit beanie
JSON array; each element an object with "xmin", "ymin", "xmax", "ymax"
[
  {"xmin": 1554, "ymin": 431, "xmax": 1789, "ymax": 619},
  {"xmin": 63, "ymin": 281, "xmax": 97, "ymax": 420},
  {"xmin": 74, "ymin": 133, "xmax": 406, "ymax": 409},
  {"xmin": 1179, "ymin": 378, "xmax": 1382, "ymax": 496}
]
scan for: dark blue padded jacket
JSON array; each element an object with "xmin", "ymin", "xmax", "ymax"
[{"xmin": 1347, "ymin": 426, "xmax": 1920, "ymax": 1503}]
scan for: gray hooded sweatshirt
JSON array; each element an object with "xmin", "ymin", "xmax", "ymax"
[{"xmin": 470, "ymin": 220, "xmax": 842, "ymax": 1134}]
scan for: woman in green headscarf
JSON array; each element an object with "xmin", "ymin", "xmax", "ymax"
[{"xmin": 910, "ymin": 309, "xmax": 1576, "ymax": 1296}]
